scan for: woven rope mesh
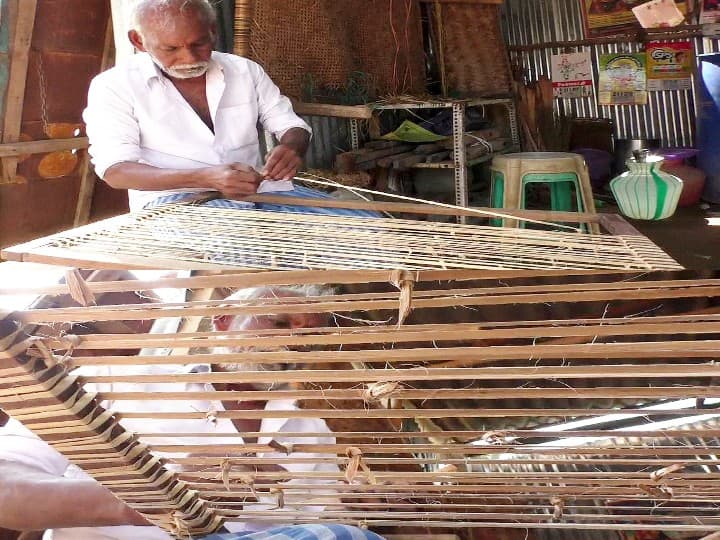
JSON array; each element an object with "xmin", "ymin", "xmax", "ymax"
[
  {"xmin": 439, "ymin": 3, "xmax": 512, "ymax": 96},
  {"xmin": 235, "ymin": 0, "xmax": 426, "ymax": 100}
]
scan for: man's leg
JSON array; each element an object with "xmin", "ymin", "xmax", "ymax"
[{"xmin": 202, "ymin": 524, "xmax": 386, "ymax": 540}]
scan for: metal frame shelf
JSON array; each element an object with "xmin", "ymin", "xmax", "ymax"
[
  {"xmin": 292, "ymin": 98, "xmax": 521, "ymax": 210},
  {"xmin": 369, "ymin": 98, "xmax": 520, "ymax": 209}
]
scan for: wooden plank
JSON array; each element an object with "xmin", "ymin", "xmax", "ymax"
[
  {"xmin": 0, "ymin": 136, "xmax": 88, "ymax": 157},
  {"xmin": 598, "ymin": 213, "xmax": 645, "ymax": 237},
  {"xmin": 377, "ymin": 151, "xmax": 416, "ymax": 168},
  {"xmin": 425, "ymin": 150, "xmax": 451, "ymax": 163},
  {"xmin": 73, "ymin": 151, "xmax": 95, "ymax": 227},
  {"xmin": 413, "ymin": 143, "xmax": 445, "ymax": 155},
  {"xmin": 1, "ymin": 0, "xmax": 37, "ymax": 183},
  {"xmin": 335, "ymin": 145, "xmax": 413, "ymax": 172},
  {"xmin": 291, "ymin": 101, "xmax": 373, "ymax": 119},
  {"xmin": 364, "ymin": 140, "xmax": 408, "ymax": 151}
]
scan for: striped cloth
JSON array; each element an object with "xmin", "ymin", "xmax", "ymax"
[
  {"xmin": 144, "ymin": 185, "xmax": 380, "ymax": 219},
  {"xmin": 202, "ymin": 524, "xmax": 386, "ymax": 540}
]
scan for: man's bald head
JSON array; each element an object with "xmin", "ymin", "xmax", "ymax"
[{"xmin": 130, "ymin": 0, "xmax": 217, "ymax": 41}]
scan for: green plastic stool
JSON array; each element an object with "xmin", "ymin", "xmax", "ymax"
[{"xmin": 490, "ymin": 171, "xmax": 588, "ymax": 231}]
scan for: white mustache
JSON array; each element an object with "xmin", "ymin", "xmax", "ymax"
[
  {"xmin": 216, "ymin": 345, "xmax": 294, "ymax": 373},
  {"xmin": 165, "ymin": 62, "xmax": 209, "ymax": 79}
]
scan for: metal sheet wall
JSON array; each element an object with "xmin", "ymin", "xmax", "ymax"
[
  {"xmin": 503, "ymin": 0, "xmax": 720, "ymax": 148},
  {"xmin": 302, "ymin": 115, "xmax": 352, "ymax": 170}
]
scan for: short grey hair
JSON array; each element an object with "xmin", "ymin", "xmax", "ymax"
[
  {"xmin": 130, "ymin": 0, "xmax": 217, "ymax": 38},
  {"xmin": 224, "ymin": 284, "xmax": 334, "ymax": 304}
]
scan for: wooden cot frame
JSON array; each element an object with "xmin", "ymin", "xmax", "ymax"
[
  {"xmin": 2, "ymin": 268, "xmax": 720, "ymax": 537},
  {"xmin": 0, "ymin": 196, "xmax": 680, "ymax": 273}
]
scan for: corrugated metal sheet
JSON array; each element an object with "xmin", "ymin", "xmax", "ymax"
[
  {"xmin": 503, "ymin": 0, "xmax": 720, "ymax": 148},
  {"xmin": 302, "ymin": 115, "xmax": 353, "ymax": 170}
]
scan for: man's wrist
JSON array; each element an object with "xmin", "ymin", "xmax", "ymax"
[{"xmin": 278, "ymin": 127, "xmax": 310, "ymax": 156}]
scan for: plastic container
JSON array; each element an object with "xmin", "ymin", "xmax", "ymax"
[
  {"xmin": 697, "ymin": 53, "xmax": 720, "ymax": 203},
  {"xmin": 656, "ymin": 148, "xmax": 706, "ymax": 207}
]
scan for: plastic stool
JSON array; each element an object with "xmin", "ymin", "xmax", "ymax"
[{"xmin": 490, "ymin": 152, "xmax": 598, "ymax": 233}]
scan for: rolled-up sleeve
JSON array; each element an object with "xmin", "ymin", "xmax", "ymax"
[
  {"xmin": 82, "ymin": 73, "xmax": 142, "ymax": 179},
  {"xmin": 0, "ymin": 418, "xmax": 69, "ymax": 476},
  {"xmin": 250, "ymin": 62, "xmax": 311, "ymax": 139}
]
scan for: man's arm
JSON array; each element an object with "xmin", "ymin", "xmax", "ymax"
[
  {"xmin": 0, "ymin": 460, "xmax": 149, "ymax": 531},
  {"xmin": 103, "ymin": 161, "xmax": 263, "ymax": 199},
  {"xmin": 249, "ymin": 61, "xmax": 312, "ymax": 181}
]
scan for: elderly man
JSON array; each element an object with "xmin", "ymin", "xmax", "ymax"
[
  {"xmin": 84, "ymin": 0, "xmax": 376, "ymax": 218},
  {"xmin": 0, "ymin": 285, "xmax": 385, "ymax": 540}
]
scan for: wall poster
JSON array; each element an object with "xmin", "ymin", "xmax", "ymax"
[
  {"xmin": 598, "ymin": 53, "xmax": 648, "ymax": 105},
  {"xmin": 551, "ymin": 50, "xmax": 594, "ymax": 98},
  {"xmin": 582, "ymin": 0, "xmax": 688, "ymax": 37},
  {"xmin": 646, "ymin": 40, "xmax": 693, "ymax": 91}
]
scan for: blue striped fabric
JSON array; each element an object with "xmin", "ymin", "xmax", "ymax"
[
  {"xmin": 202, "ymin": 524, "xmax": 386, "ymax": 540},
  {"xmin": 144, "ymin": 186, "xmax": 380, "ymax": 219}
]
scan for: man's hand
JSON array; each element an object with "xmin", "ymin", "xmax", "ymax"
[
  {"xmin": 262, "ymin": 144, "xmax": 302, "ymax": 181},
  {"xmin": 262, "ymin": 127, "xmax": 310, "ymax": 181},
  {"xmin": 206, "ymin": 163, "xmax": 263, "ymax": 199}
]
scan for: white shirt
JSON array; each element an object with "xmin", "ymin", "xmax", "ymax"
[
  {"xmin": 0, "ymin": 339, "xmax": 337, "ymax": 539},
  {"xmin": 83, "ymin": 52, "xmax": 311, "ymax": 211}
]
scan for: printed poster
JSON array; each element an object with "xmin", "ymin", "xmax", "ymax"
[
  {"xmin": 646, "ymin": 41, "xmax": 693, "ymax": 91},
  {"xmin": 582, "ymin": 0, "xmax": 688, "ymax": 37},
  {"xmin": 700, "ymin": 0, "xmax": 720, "ymax": 24},
  {"xmin": 598, "ymin": 53, "xmax": 648, "ymax": 105},
  {"xmin": 551, "ymin": 51, "xmax": 594, "ymax": 99}
]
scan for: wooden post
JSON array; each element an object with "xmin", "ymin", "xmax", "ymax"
[
  {"xmin": 1, "ymin": 0, "xmax": 38, "ymax": 184},
  {"xmin": 74, "ymin": 15, "xmax": 114, "ymax": 227}
]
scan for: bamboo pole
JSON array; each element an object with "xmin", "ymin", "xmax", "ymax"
[{"xmin": 1, "ymin": 0, "xmax": 37, "ymax": 183}]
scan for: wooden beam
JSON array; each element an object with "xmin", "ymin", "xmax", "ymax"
[
  {"xmin": 1, "ymin": 0, "xmax": 37, "ymax": 183},
  {"xmin": 291, "ymin": 101, "xmax": 374, "ymax": 119},
  {"xmin": 508, "ymin": 25, "xmax": 703, "ymax": 53},
  {"xmin": 74, "ymin": 15, "xmax": 114, "ymax": 227},
  {"xmin": 0, "ymin": 137, "xmax": 89, "ymax": 158}
]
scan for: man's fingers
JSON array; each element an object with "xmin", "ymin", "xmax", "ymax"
[
  {"xmin": 263, "ymin": 146, "xmax": 299, "ymax": 179},
  {"xmin": 275, "ymin": 164, "xmax": 297, "ymax": 181},
  {"xmin": 266, "ymin": 156, "xmax": 299, "ymax": 180},
  {"xmin": 262, "ymin": 150, "xmax": 285, "ymax": 177}
]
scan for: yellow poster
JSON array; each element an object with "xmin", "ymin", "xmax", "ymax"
[{"xmin": 646, "ymin": 41, "xmax": 693, "ymax": 91}]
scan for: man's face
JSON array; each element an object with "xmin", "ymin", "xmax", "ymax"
[
  {"xmin": 131, "ymin": 10, "xmax": 215, "ymax": 80},
  {"xmin": 212, "ymin": 290, "xmax": 329, "ymax": 390}
]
